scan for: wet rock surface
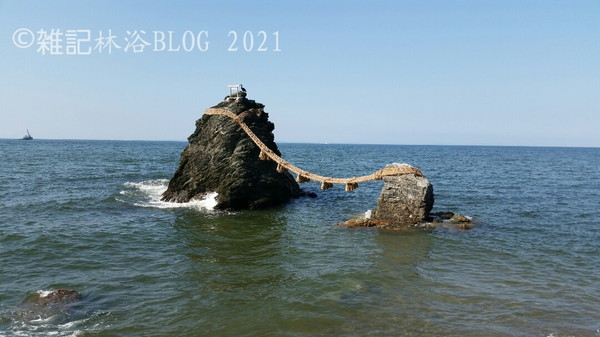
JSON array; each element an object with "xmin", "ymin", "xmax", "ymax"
[
  {"xmin": 162, "ymin": 95, "xmax": 303, "ymax": 210},
  {"xmin": 337, "ymin": 218, "xmax": 437, "ymax": 231},
  {"xmin": 337, "ymin": 212, "xmax": 475, "ymax": 231},
  {"xmin": 4, "ymin": 289, "xmax": 84, "ymax": 323},
  {"xmin": 21, "ymin": 289, "xmax": 82, "ymax": 306}
]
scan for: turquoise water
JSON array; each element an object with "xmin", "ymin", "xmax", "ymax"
[{"xmin": 0, "ymin": 139, "xmax": 599, "ymax": 337}]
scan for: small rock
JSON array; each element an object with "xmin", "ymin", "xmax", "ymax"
[
  {"xmin": 305, "ymin": 191, "xmax": 318, "ymax": 198},
  {"xmin": 9, "ymin": 289, "xmax": 84, "ymax": 322},
  {"xmin": 336, "ymin": 218, "xmax": 438, "ymax": 231},
  {"xmin": 23, "ymin": 289, "xmax": 82, "ymax": 305},
  {"xmin": 338, "ymin": 218, "xmax": 391, "ymax": 229},
  {"xmin": 450, "ymin": 214, "xmax": 471, "ymax": 223},
  {"xmin": 458, "ymin": 223, "xmax": 472, "ymax": 230},
  {"xmin": 431, "ymin": 211, "xmax": 454, "ymax": 220}
]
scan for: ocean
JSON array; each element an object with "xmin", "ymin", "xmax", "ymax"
[{"xmin": 0, "ymin": 139, "xmax": 598, "ymax": 337}]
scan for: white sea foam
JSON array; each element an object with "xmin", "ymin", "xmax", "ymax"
[
  {"xmin": 119, "ymin": 179, "xmax": 218, "ymax": 211},
  {"xmin": 58, "ymin": 321, "xmax": 77, "ymax": 329},
  {"xmin": 29, "ymin": 316, "xmax": 54, "ymax": 324},
  {"xmin": 36, "ymin": 290, "xmax": 53, "ymax": 298}
]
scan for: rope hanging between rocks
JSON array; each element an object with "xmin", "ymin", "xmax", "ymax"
[{"xmin": 204, "ymin": 108, "xmax": 424, "ymax": 191}]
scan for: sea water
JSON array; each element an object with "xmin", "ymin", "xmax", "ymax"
[{"xmin": 0, "ymin": 139, "xmax": 599, "ymax": 336}]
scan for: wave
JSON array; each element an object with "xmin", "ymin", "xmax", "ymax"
[{"xmin": 117, "ymin": 179, "xmax": 218, "ymax": 211}]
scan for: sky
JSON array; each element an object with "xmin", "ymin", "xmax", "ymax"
[{"xmin": 1, "ymin": 0, "xmax": 598, "ymax": 147}]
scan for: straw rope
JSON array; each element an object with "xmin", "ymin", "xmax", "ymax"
[{"xmin": 204, "ymin": 108, "xmax": 423, "ymax": 191}]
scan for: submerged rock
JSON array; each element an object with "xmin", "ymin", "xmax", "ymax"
[
  {"xmin": 371, "ymin": 163, "xmax": 434, "ymax": 226},
  {"xmin": 431, "ymin": 211, "xmax": 455, "ymax": 220},
  {"xmin": 338, "ymin": 211, "xmax": 475, "ymax": 231},
  {"xmin": 162, "ymin": 94, "xmax": 303, "ymax": 210},
  {"xmin": 22, "ymin": 289, "xmax": 82, "ymax": 305},
  {"xmin": 7, "ymin": 289, "xmax": 84, "ymax": 322},
  {"xmin": 337, "ymin": 218, "xmax": 436, "ymax": 231},
  {"xmin": 450, "ymin": 213, "xmax": 471, "ymax": 223},
  {"xmin": 430, "ymin": 212, "xmax": 474, "ymax": 229}
]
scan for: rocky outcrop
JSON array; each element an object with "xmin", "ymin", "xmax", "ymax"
[
  {"xmin": 430, "ymin": 211, "xmax": 473, "ymax": 230},
  {"xmin": 22, "ymin": 289, "xmax": 82, "ymax": 305},
  {"xmin": 371, "ymin": 163, "xmax": 434, "ymax": 225},
  {"xmin": 336, "ymin": 163, "xmax": 436, "ymax": 230},
  {"xmin": 162, "ymin": 94, "xmax": 303, "ymax": 210},
  {"xmin": 338, "ymin": 212, "xmax": 474, "ymax": 231},
  {"xmin": 338, "ymin": 218, "xmax": 437, "ymax": 231},
  {"xmin": 8, "ymin": 289, "xmax": 84, "ymax": 322}
]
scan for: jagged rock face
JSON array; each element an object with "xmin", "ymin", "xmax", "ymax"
[
  {"xmin": 162, "ymin": 95, "xmax": 302, "ymax": 210},
  {"xmin": 372, "ymin": 164, "xmax": 434, "ymax": 225}
]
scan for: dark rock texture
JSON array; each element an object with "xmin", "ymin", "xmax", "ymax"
[
  {"xmin": 162, "ymin": 95, "xmax": 303, "ymax": 210},
  {"xmin": 9, "ymin": 289, "xmax": 84, "ymax": 322},
  {"xmin": 431, "ymin": 211, "xmax": 455, "ymax": 220},
  {"xmin": 450, "ymin": 213, "xmax": 471, "ymax": 223},
  {"xmin": 22, "ymin": 289, "xmax": 82, "ymax": 306},
  {"xmin": 337, "ymin": 218, "xmax": 437, "ymax": 231},
  {"xmin": 372, "ymin": 163, "xmax": 434, "ymax": 225}
]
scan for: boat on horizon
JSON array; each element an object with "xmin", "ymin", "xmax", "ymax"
[{"xmin": 21, "ymin": 129, "xmax": 33, "ymax": 140}]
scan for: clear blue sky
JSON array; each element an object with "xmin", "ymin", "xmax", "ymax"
[{"xmin": 1, "ymin": 0, "xmax": 598, "ymax": 146}]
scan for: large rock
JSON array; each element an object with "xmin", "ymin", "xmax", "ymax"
[
  {"xmin": 162, "ymin": 94, "xmax": 303, "ymax": 210},
  {"xmin": 372, "ymin": 163, "xmax": 434, "ymax": 225}
]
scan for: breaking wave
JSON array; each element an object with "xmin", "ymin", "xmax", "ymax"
[{"xmin": 117, "ymin": 179, "xmax": 218, "ymax": 211}]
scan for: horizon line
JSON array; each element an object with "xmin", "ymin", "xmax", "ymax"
[{"xmin": 1, "ymin": 138, "xmax": 598, "ymax": 149}]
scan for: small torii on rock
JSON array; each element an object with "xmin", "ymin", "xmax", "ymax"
[{"xmin": 227, "ymin": 84, "xmax": 247, "ymax": 101}]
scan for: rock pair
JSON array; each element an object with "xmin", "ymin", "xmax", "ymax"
[{"xmin": 162, "ymin": 95, "xmax": 434, "ymax": 226}]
